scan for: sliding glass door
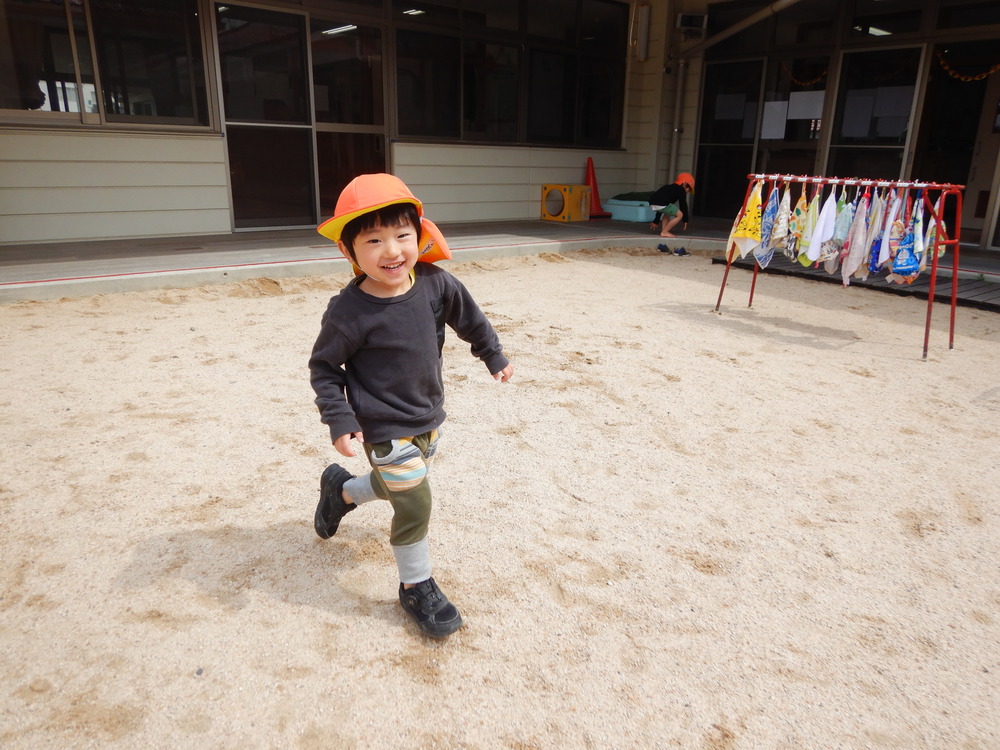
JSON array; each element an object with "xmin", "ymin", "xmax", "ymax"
[
  {"xmin": 310, "ymin": 17, "xmax": 387, "ymax": 217},
  {"xmin": 216, "ymin": 4, "xmax": 314, "ymax": 229},
  {"xmin": 214, "ymin": 3, "xmax": 387, "ymax": 229}
]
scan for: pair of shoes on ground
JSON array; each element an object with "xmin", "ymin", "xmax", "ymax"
[
  {"xmin": 657, "ymin": 244, "xmax": 691, "ymax": 256},
  {"xmin": 315, "ymin": 464, "xmax": 463, "ymax": 638}
]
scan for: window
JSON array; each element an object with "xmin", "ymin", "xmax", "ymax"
[
  {"xmin": 581, "ymin": 0, "xmax": 628, "ymax": 56},
  {"xmin": 527, "ymin": 50, "xmax": 575, "ymax": 142},
  {"xmin": 698, "ymin": 60, "xmax": 764, "ymax": 217},
  {"xmin": 526, "ymin": 0, "xmax": 576, "ymax": 42},
  {"xmin": 938, "ymin": 0, "xmax": 1000, "ymax": 29},
  {"xmin": 707, "ymin": 0, "xmax": 837, "ymax": 54},
  {"xmin": 91, "ymin": 0, "xmax": 207, "ymax": 123},
  {"xmin": 756, "ymin": 56, "xmax": 828, "ymax": 175},
  {"xmin": 772, "ymin": 0, "xmax": 837, "ymax": 46},
  {"xmin": 0, "ymin": 0, "xmax": 94, "ymax": 114},
  {"xmin": 463, "ymin": 40, "xmax": 518, "ymax": 141},
  {"xmin": 850, "ymin": 0, "xmax": 924, "ymax": 38},
  {"xmin": 216, "ymin": 5, "xmax": 308, "ymax": 124},
  {"xmin": 393, "ymin": 0, "xmax": 460, "ymax": 28},
  {"xmin": 1, "ymin": 0, "xmax": 208, "ymax": 126},
  {"xmin": 699, "ymin": 60, "xmax": 764, "ymax": 144},
  {"xmin": 828, "ymin": 47, "xmax": 922, "ymax": 180},
  {"xmin": 831, "ymin": 48, "xmax": 920, "ymax": 147},
  {"xmin": 396, "ymin": 0, "xmax": 627, "ymax": 147},
  {"xmin": 577, "ymin": 55, "xmax": 623, "ymax": 146},
  {"xmin": 311, "ymin": 19, "xmax": 384, "ymax": 126},
  {"xmin": 463, "ymin": 0, "xmax": 518, "ymax": 33},
  {"xmin": 761, "ymin": 57, "xmax": 828, "ymax": 143},
  {"xmin": 396, "ymin": 29, "xmax": 461, "ymax": 138}
]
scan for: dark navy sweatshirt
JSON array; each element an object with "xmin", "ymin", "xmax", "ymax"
[{"xmin": 309, "ymin": 263, "xmax": 509, "ymax": 444}]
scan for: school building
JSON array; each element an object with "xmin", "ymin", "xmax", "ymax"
[{"xmin": 2, "ymin": 0, "xmax": 999, "ymax": 251}]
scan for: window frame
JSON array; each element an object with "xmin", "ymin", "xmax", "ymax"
[{"xmin": 0, "ymin": 0, "xmax": 217, "ymax": 133}]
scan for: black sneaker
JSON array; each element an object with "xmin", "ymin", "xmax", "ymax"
[
  {"xmin": 314, "ymin": 464, "xmax": 355, "ymax": 539},
  {"xmin": 399, "ymin": 578, "xmax": 464, "ymax": 638},
  {"xmin": 657, "ymin": 243, "xmax": 671, "ymax": 253},
  {"xmin": 674, "ymin": 247, "xmax": 691, "ymax": 256}
]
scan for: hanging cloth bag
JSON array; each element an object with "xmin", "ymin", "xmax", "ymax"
[
  {"xmin": 770, "ymin": 184, "xmax": 791, "ymax": 254},
  {"xmin": 754, "ymin": 182, "xmax": 781, "ymax": 268},
  {"xmin": 824, "ymin": 193, "xmax": 855, "ymax": 273},
  {"xmin": 888, "ymin": 228, "xmax": 919, "ymax": 283},
  {"xmin": 877, "ymin": 190, "xmax": 902, "ymax": 267},
  {"xmin": 841, "ymin": 189, "xmax": 869, "ymax": 285},
  {"xmin": 731, "ymin": 180, "xmax": 764, "ymax": 259},
  {"xmin": 860, "ymin": 189, "xmax": 885, "ymax": 279},
  {"xmin": 797, "ymin": 188, "xmax": 822, "ymax": 266},
  {"xmin": 806, "ymin": 186, "xmax": 838, "ymax": 263},
  {"xmin": 785, "ymin": 184, "xmax": 808, "ymax": 260}
]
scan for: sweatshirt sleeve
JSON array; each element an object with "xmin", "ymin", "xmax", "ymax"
[
  {"xmin": 308, "ymin": 297, "xmax": 363, "ymax": 442},
  {"xmin": 442, "ymin": 272, "xmax": 510, "ymax": 375}
]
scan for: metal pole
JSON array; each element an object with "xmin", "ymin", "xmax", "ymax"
[
  {"xmin": 922, "ymin": 189, "xmax": 942, "ymax": 361},
  {"xmin": 948, "ymin": 188, "xmax": 963, "ymax": 350},
  {"xmin": 715, "ymin": 177, "xmax": 756, "ymax": 312}
]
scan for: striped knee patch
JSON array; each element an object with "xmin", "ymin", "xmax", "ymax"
[{"xmin": 370, "ymin": 439, "xmax": 427, "ymax": 493}]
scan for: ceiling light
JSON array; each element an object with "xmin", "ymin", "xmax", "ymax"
[{"xmin": 322, "ymin": 24, "xmax": 358, "ymax": 35}]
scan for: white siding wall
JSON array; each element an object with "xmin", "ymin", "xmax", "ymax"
[
  {"xmin": 0, "ymin": 131, "xmax": 231, "ymax": 245},
  {"xmin": 391, "ymin": 143, "xmax": 642, "ymax": 222}
]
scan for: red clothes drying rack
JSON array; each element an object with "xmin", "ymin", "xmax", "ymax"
[{"xmin": 714, "ymin": 173, "xmax": 965, "ymax": 360}]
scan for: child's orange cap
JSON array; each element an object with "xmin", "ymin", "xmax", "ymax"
[
  {"xmin": 317, "ymin": 173, "xmax": 451, "ymax": 265},
  {"xmin": 317, "ymin": 173, "xmax": 423, "ymax": 243},
  {"xmin": 675, "ymin": 172, "xmax": 695, "ymax": 192}
]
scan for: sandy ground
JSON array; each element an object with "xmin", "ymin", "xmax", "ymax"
[{"xmin": 1, "ymin": 247, "xmax": 998, "ymax": 749}]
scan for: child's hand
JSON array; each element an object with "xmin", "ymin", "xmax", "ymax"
[
  {"xmin": 493, "ymin": 364, "xmax": 514, "ymax": 383},
  {"xmin": 334, "ymin": 431, "xmax": 364, "ymax": 457}
]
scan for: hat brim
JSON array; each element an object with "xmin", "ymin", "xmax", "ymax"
[{"xmin": 317, "ymin": 197, "xmax": 422, "ymax": 243}]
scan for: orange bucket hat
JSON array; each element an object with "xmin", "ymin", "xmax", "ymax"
[
  {"xmin": 317, "ymin": 173, "xmax": 451, "ymax": 264},
  {"xmin": 675, "ymin": 172, "xmax": 696, "ymax": 192}
]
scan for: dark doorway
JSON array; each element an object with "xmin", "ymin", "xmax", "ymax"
[{"xmin": 912, "ymin": 40, "xmax": 997, "ymax": 245}]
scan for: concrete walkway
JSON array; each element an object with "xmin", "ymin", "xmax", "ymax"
[{"xmin": 1, "ymin": 217, "xmax": 998, "ymax": 304}]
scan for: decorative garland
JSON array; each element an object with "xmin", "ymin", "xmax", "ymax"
[
  {"xmin": 935, "ymin": 51, "xmax": 1000, "ymax": 82},
  {"xmin": 780, "ymin": 61, "xmax": 827, "ymax": 87}
]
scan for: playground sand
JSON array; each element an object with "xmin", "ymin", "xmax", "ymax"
[{"xmin": 2, "ymin": 247, "xmax": 998, "ymax": 748}]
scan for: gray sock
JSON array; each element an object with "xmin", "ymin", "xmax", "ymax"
[
  {"xmin": 344, "ymin": 473, "xmax": 379, "ymax": 505},
  {"xmin": 392, "ymin": 538, "xmax": 432, "ymax": 585}
]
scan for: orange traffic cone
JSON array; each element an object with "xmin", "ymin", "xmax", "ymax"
[{"xmin": 585, "ymin": 157, "xmax": 612, "ymax": 219}]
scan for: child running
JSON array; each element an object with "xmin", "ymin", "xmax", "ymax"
[{"xmin": 309, "ymin": 173, "xmax": 514, "ymax": 638}]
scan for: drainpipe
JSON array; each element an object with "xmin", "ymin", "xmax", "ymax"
[{"xmin": 667, "ymin": 57, "xmax": 687, "ymax": 183}]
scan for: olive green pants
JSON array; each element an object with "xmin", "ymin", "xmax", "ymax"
[{"xmin": 363, "ymin": 428, "xmax": 440, "ymax": 547}]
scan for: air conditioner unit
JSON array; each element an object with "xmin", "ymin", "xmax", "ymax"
[{"xmin": 676, "ymin": 13, "xmax": 707, "ymax": 31}]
